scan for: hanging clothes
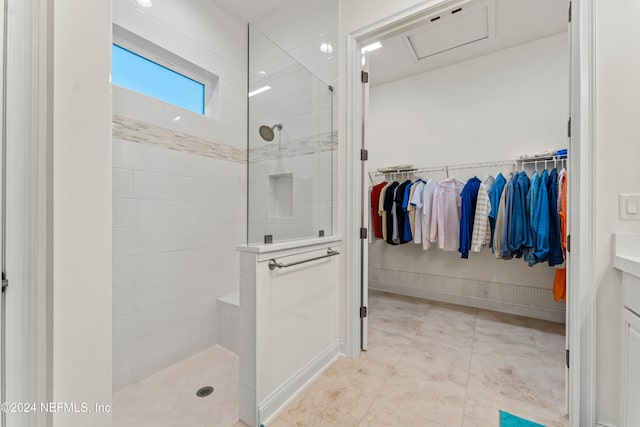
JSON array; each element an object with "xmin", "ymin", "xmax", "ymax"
[
  {"xmin": 500, "ymin": 172, "xmax": 518, "ymax": 259},
  {"xmin": 488, "ymin": 173, "xmax": 506, "ymax": 253},
  {"xmin": 407, "ymin": 181, "xmax": 419, "ymax": 241},
  {"xmin": 531, "ymin": 169, "xmax": 550, "ymax": 264},
  {"xmin": 394, "ymin": 180, "xmax": 412, "ymax": 244},
  {"xmin": 402, "ymin": 181, "xmax": 414, "ymax": 242},
  {"xmin": 493, "ymin": 173, "xmax": 510, "ymax": 258},
  {"xmin": 378, "ymin": 182, "xmax": 392, "ymax": 241},
  {"xmin": 523, "ymin": 171, "xmax": 540, "ymax": 265},
  {"xmin": 547, "ymin": 169, "xmax": 564, "ymax": 266},
  {"xmin": 429, "ymin": 178, "xmax": 465, "ymax": 252},
  {"xmin": 554, "ymin": 170, "xmax": 568, "ymax": 301},
  {"xmin": 459, "ymin": 176, "xmax": 482, "ymax": 258},
  {"xmin": 370, "ymin": 181, "xmax": 387, "ymax": 239},
  {"xmin": 384, "ymin": 181, "xmax": 400, "ymax": 245},
  {"xmin": 508, "ymin": 172, "xmax": 532, "ymax": 257},
  {"xmin": 470, "ymin": 175, "xmax": 495, "ymax": 252},
  {"xmin": 409, "ymin": 180, "xmax": 426, "ymax": 244},
  {"xmin": 420, "ymin": 179, "xmax": 438, "ymax": 250}
]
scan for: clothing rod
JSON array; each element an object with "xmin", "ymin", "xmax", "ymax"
[
  {"xmin": 268, "ymin": 248, "xmax": 339, "ymax": 270},
  {"xmin": 369, "ymin": 156, "xmax": 567, "ymax": 179}
]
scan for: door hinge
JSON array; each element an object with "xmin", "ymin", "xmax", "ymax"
[
  {"xmin": 1, "ymin": 272, "xmax": 7, "ymax": 292},
  {"xmin": 360, "ymin": 306, "xmax": 368, "ymax": 318},
  {"xmin": 361, "ymin": 70, "xmax": 369, "ymax": 84},
  {"xmin": 567, "ymin": 234, "xmax": 571, "ymax": 253},
  {"xmin": 568, "ymin": 2, "xmax": 572, "ymax": 23},
  {"xmin": 567, "ymin": 117, "xmax": 571, "ymax": 138},
  {"xmin": 360, "ymin": 149, "xmax": 368, "ymax": 161},
  {"xmin": 360, "ymin": 227, "xmax": 368, "ymax": 239},
  {"xmin": 566, "ymin": 349, "xmax": 570, "ymax": 368}
]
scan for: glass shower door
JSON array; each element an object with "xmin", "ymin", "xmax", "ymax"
[{"xmin": 247, "ymin": 25, "xmax": 336, "ymax": 245}]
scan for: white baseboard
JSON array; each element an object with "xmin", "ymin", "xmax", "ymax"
[
  {"xmin": 338, "ymin": 338, "xmax": 346, "ymax": 356},
  {"xmin": 258, "ymin": 340, "xmax": 341, "ymax": 425},
  {"xmin": 596, "ymin": 423, "xmax": 619, "ymax": 427}
]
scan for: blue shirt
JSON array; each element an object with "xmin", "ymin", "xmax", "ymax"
[
  {"xmin": 532, "ymin": 170, "xmax": 550, "ymax": 263},
  {"xmin": 523, "ymin": 171, "xmax": 539, "ymax": 265},
  {"xmin": 394, "ymin": 180, "xmax": 412, "ymax": 244},
  {"xmin": 509, "ymin": 172, "xmax": 532, "ymax": 256},
  {"xmin": 500, "ymin": 173, "xmax": 518, "ymax": 258},
  {"xmin": 488, "ymin": 173, "xmax": 506, "ymax": 253},
  {"xmin": 458, "ymin": 176, "xmax": 482, "ymax": 258},
  {"xmin": 402, "ymin": 182, "xmax": 414, "ymax": 242}
]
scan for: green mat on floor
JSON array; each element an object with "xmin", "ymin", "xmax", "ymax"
[{"xmin": 499, "ymin": 410, "xmax": 546, "ymax": 427}]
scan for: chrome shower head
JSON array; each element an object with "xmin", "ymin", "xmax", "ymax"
[{"xmin": 258, "ymin": 123, "xmax": 283, "ymax": 142}]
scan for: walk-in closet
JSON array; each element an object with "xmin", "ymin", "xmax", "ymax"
[{"xmin": 362, "ymin": 0, "xmax": 570, "ymax": 425}]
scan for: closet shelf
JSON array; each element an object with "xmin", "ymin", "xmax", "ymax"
[{"xmin": 369, "ymin": 155, "xmax": 567, "ymax": 184}]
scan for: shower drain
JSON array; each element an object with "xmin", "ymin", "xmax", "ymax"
[{"xmin": 196, "ymin": 386, "xmax": 214, "ymax": 398}]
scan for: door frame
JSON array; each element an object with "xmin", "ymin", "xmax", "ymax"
[{"xmin": 344, "ymin": 0, "xmax": 597, "ymax": 425}]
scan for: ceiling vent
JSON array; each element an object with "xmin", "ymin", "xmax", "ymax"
[{"xmin": 404, "ymin": 0, "xmax": 495, "ymax": 61}]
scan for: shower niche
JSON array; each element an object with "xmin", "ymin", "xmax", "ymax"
[
  {"xmin": 247, "ymin": 24, "xmax": 336, "ymax": 244},
  {"xmin": 268, "ymin": 173, "xmax": 293, "ymax": 218}
]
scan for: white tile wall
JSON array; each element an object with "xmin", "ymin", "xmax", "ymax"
[
  {"xmin": 113, "ymin": 0, "xmax": 247, "ymax": 149},
  {"xmin": 248, "ymin": 151, "xmax": 335, "ymax": 243},
  {"xmin": 113, "ymin": 138, "xmax": 245, "ymax": 390}
]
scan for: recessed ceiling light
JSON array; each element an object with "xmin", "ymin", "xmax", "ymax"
[
  {"xmin": 136, "ymin": 0, "xmax": 153, "ymax": 7},
  {"xmin": 361, "ymin": 41, "xmax": 382, "ymax": 53},
  {"xmin": 320, "ymin": 43, "xmax": 333, "ymax": 54},
  {"xmin": 258, "ymin": 70, "xmax": 267, "ymax": 75},
  {"xmin": 172, "ymin": 116, "xmax": 181, "ymax": 122},
  {"xmin": 248, "ymin": 85, "xmax": 272, "ymax": 98}
]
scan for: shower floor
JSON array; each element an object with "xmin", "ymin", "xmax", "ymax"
[{"xmin": 112, "ymin": 345, "xmax": 243, "ymax": 427}]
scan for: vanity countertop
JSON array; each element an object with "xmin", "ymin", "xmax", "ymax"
[{"xmin": 613, "ymin": 233, "xmax": 640, "ymax": 279}]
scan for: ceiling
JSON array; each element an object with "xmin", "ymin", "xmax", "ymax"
[
  {"xmin": 209, "ymin": 0, "xmax": 291, "ymax": 23},
  {"xmin": 366, "ymin": 0, "xmax": 568, "ymax": 87}
]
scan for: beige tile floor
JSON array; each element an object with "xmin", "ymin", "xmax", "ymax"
[
  {"xmin": 270, "ymin": 290, "xmax": 568, "ymax": 427},
  {"xmin": 113, "ymin": 290, "xmax": 568, "ymax": 427}
]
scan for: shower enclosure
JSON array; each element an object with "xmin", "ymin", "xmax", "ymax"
[{"xmin": 247, "ymin": 24, "xmax": 336, "ymax": 245}]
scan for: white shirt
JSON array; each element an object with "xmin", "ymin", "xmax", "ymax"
[
  {"xmin": 410, "ymin": 180, "xmax": 426, "ymax": 244},
  {"xmin": 429, "ymin": 178, "xmax": 464, "ymax": 251},
  {"xmin": 420, "ymin": 179, "xmax": 438, "ymax": 250}
]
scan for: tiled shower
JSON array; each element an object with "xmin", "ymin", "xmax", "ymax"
[{"xmin": 111, "ymin": 0, "xmax": 339, "ymax": 425}]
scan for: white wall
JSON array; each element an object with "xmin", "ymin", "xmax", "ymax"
[
  {"xmin": 238, "ymin": 240, "xmax": 341, "ymax": 426},
  {"xmin": 368, "ymin": 33, "xmax": 568, "ymax": 167},
  {"xmin": 111, "ymin": 0, "xmax": 247, "ymax": 389},
  {"xmin": 594, "ymin": 0, "xmax": 640, "ymax": 424},
  {"xmin": 52, "ymin": 0, "xmax": 112, "ymax": 426},
  {"xmin": 366, "ymin": 34, "xmax": 568, "ymax": 321}
]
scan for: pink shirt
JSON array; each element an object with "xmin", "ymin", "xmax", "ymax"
[{"xmin": 429, "ymin": 178, "xmax": 465, "ymax": 251}]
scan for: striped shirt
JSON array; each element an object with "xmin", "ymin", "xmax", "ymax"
[{"xmin": 470, "ymin": 176, "xmax": 495, "ymax": 252}]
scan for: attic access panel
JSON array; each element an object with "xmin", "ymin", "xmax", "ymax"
[{"xmin": 405, "ymin": 0, "xmax": 495, "ymax": 61}]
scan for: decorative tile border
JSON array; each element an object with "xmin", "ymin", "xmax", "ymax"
[
  {"xmin": 112, "ymin": 115, "xmax": 338, "ymax": 165},
  {"xmin": 248, "ymin": 131, "xmax": 338, "ymax": 162},
  {"xmin": 112, "ymin": 115, "xmax": 247, "ymax": 164}
]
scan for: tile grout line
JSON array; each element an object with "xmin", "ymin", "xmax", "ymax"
[{"xmin": 460, "ymin": 309, "xmax": 479, "ymax": 427}]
